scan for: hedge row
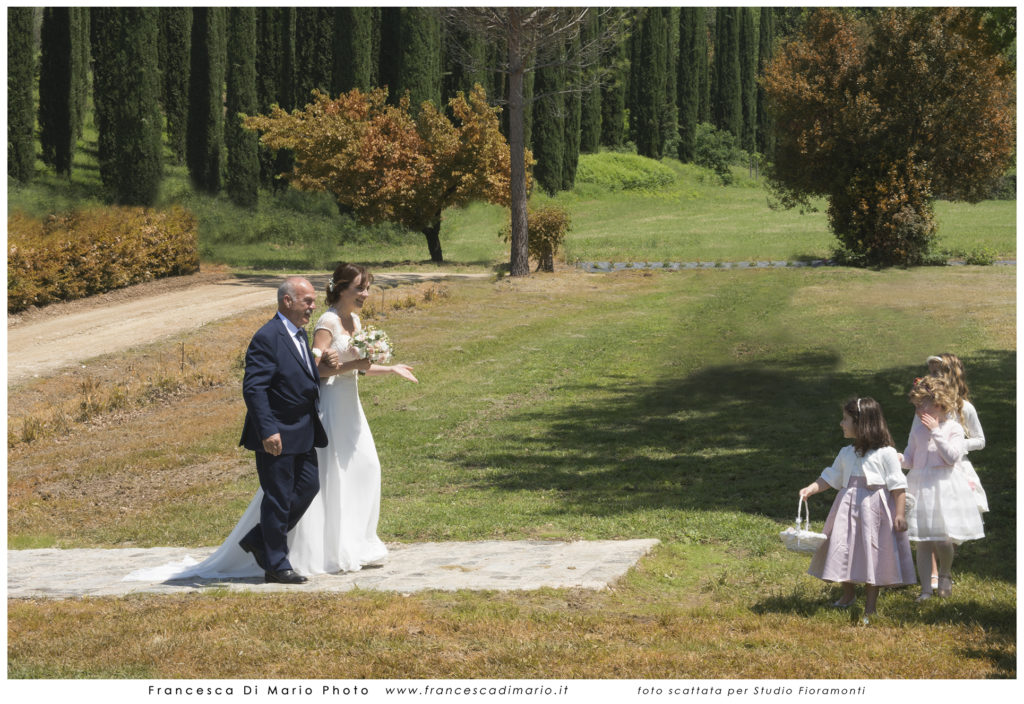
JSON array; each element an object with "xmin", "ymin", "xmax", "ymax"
[{"xmin": 7, "ymin": 206, "xmax": 199, "ymax": 312}]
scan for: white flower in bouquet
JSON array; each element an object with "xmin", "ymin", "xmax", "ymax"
[{"xmin": 351, "ymin": 326, "xmax": 393, "ymax": 365}]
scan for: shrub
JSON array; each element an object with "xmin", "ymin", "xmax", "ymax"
[
  {"xmin": 501, "ymin": 205, "xmax": 572, "ymax": 272},
  {"xmin": 694, "ymin": 122, "xmax": 743, "ymax": 185},
  {"xmin": 575, "ymin": 152, "xmax": 676, "ymax": 191},
  {"xmin": 7, "ymin": 206, "xmax": 199, "ymax": 312}
]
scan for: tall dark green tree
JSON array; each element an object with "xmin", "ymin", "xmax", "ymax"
[
  {"xmin": 713, "ymin": 8, "xmax": 742, "ymax": 138},
  {"xmin": 39, "ymin": 8, "xmax": 76, "ymax": 175},
  {"xmin": 578, "ymin": 9, "xmax": 602, "ymax": 153},
  {"xmin": 562, "ymin": 31, "xmax": 582, "ymax": 190},
  {"xmin": 226, "ymin": 7, "xmax": 259, "ymax": 208},
  {"xmin": 7, "ymin": 6, "xmax": 36, "ymax": 182},
  {"xmin": 599, "ymin": 10, "xmax": 629, "ymax": 148},
  {"xmin": 296, "ymin": 7, "xmax": 333, "ymax": 104},
  {"xmin": 397, "ymin": 7, "xmax": 442, "ymax": 110},
  {"xmin": 661, "ymin": 7, "xmax": 680, "ymax": 155},
  {"xmin": 159, "ymin": 8, "xmax": 191, "ymax": 164},
  {"xmin": 532, "ymin": 47, "xmax": 565, "ymax": 195},
  {"xmin": 91, "ymin": 8, "xmax": 163, "ymax": 205},
  {"xmin": 187, "ymin": 7, "xmax": 226, "ymax": 194},
  {"xmin": 71, "ymin": 7, "xmax": 90, "ymax": 140},
  {"xmin": 756, "ymin": 7, "xmax": 777, "ymax": 157},
  {"xmin": 697, "ymin": 9, "xmax": 711, "ymax": 123},
  {"xmin": 441, "ymin": 20, "xmax": 489, "ymax": 105},
  {"xmin": 739, "ymin": 8, "xmax": 758, "ymax": 151},
  {"xmin": 632, "ymin": 7, "xmax": 666, "ymax": 158},
  {"xmin": 333, "ymin": 7, "xmax": 377, "ymax": 93},
  {"xmin": 677, "ymin": 7, "xmax": 702, "ymax": 162},
  {"xmin": 378, "ymin": 7, "xmax": 402, "ymax": 99}
]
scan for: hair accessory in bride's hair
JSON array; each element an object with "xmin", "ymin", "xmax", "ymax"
[{"xmin": 856, "ymin": 398, "xmax": 862, "ymax": 414}]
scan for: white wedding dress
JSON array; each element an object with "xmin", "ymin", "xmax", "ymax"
[{"xmin": 124, "ymin": 309, "xmax": 387, "ymax": 581}]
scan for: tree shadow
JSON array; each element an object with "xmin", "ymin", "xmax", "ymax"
[{"xmin": 453, "ymin": 350, "xmax": 1016, "ymax": 581}]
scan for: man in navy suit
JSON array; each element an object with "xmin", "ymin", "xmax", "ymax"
[{"xmin": 238, "ymin": 276, "xmax": 331, "ymax": 584}]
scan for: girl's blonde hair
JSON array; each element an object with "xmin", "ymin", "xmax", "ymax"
[
  {"xmin": 843, "ymin": 397, "xmax": 894, "ymax": 456},
  {"xmin": 929, "ymin": 352, "xmax": 970, "ymax": 428},
  {"xmin": 908, "ymin": 375, "xmax": 957, "ymax": 415}
]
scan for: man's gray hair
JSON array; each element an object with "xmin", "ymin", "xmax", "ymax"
[{"xmin": 278, "ymin": 277, "xmax": 303, "ymax": 305}]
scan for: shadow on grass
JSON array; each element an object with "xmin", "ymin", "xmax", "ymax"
[{"xmin": 455, "ymin": 350, "xmax": 1016, "ymax": 581}]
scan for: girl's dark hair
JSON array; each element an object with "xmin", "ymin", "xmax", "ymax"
[
  {"xmin": 325, "ymin": 262, "xmax": 372, "ymax": 306},
  {"xmin": 843, "ymin": 396, "xmax": 894, "ymax": 456}
]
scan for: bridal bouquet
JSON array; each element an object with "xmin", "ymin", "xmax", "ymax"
[{"xmin": 351, "ymin": 326, "xmax": 393, "ymax": 365}]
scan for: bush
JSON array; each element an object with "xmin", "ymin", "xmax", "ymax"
[
  {"xmin": 501, "ymin": 205, "xmax": 572, "ymax": 272},
  {"xmin": 7, "ymin": 206, "xmax": 199, "ymax": 312},
  {"xmin": 694, "ymin": 122, "xmax": 743, "ymax": 185},
  {"xmin": 575, "ymin": 152, "xmax": 676, "ymax": 191}
]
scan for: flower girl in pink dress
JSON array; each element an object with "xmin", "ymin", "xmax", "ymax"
[{"xmin": 799, "ymin": 397, "xmax": 916, "ymax": 623}]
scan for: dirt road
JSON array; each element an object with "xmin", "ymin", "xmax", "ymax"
[{"xmin": 6, "ymin": 271, "xmax": 487, "ymax": 385}]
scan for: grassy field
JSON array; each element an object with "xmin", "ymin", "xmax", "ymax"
[{"xmin": 7, "ymin": 265, "xmax": 1015, "ymax": 679}]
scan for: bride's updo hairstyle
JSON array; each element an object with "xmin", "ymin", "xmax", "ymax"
[
  {"xmin": 843, "ymin": 396, "xmax": 894, "ymax": 456},
  {"xmin": 325, "ymin": 262, "xmax": 372, "ymax": 306}
]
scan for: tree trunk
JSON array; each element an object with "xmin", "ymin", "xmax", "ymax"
[
  {"xmin": 507, "ymin": 9, "xmax": 530, "ymax": 277},
  {"xmin": 422, "ymin": 219, "xmax": 444, "ymax": 263}
]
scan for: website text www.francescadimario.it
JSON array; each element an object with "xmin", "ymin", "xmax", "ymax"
[{"xmin": 385, "ymin": 684, "xmax": 569, "ymax": 697}]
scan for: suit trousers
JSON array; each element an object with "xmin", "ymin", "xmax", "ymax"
[{"xmin": 243, "ymin": 448, "xmax": 320, "ymax": 572}]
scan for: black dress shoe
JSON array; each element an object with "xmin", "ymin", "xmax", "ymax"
[
  {"xmin": 265, "ymin": 569, "xmax": 308, "ymax": 584},
  {"xmin": 239, "ymin": 537, "xmax": 268, "ymax": 571}
]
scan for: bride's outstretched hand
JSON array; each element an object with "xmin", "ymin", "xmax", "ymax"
[{"xmin": 391, "ymin": 364, "xmax": 418, "ymax": 383}]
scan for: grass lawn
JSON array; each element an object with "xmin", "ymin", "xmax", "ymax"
[{"xmin": 7, "ymin": 265, "xmax": 1015, "ymax": 679}]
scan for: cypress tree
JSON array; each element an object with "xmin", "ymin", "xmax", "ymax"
[
  {"xmin": 397, "ymin": 7, "xmax": 442, "ymax": 110},
  {"xmin": 633, "ymin": 8, "xmax": 666, "ymax": 158},
  {"xmin": 333, "ymin": 7, "xmax": 376, "ymax": 93},
  {"xmin": 71, "ymin": 7, "xmax": 89, "ymax": 140},
  {"xmin": 39, "ymin": 8, "xmax": 75, "ymax": 175},
  {"xmin": 278, "ymin": 8, "xmax": 297, "ymax": 111},
  {"xmin": 756, "ymin": 7, "xmax": 776, "ymax": 157},
  {"xmin": 532, "ymin": 47, "xmax": 565, "ymax": 195},
  {"xmin": 599, "ymin": 10, "xmax": 628, "ymax": 149},
  {"xmin": 739, "ymin": 8, "xmax": 758, "ymax": 152},
  {"xmin": 378, "ymin": 7, "xmax": 402, "ymax": 100},
  {"xmin": 255, "ymin": 8, "xmax": 281, "ymax": 188},
  {"xmin": 713, "ymin": 8, "xmax": 742, "ymax": 139},
  {"xmin": 7, "ymin": 6, "xmax": 35, "ymax": 182},
  {"xmin": 662, "ymin": 7, "xmax": 680, "ymax": 156},
  {"xmin": 296, "ymin": 7, "xmax": 333, "ymax": 104},
  {"xmin": 562, "ymin": 31, "xmax": 582, "ymax": 190},
  {"xmin": 159, "ymin": 8, "xmax": 192, "ymax": 164},
  {"xmin": 578, "ymin": 9, "xmax": 602, "ymax": 154},
  {"xmin": 186, "ymin": 7, "xmax": 226, "ymax": 194},
  {"xmin": 697, "ymin": 9, "xmax": 710, "ymax": 123},
  {"xmin": 226, "ymin": 7, "xmax": 259, "ymax": 208},
  {"xmin": 677, "ymin": 8, "xmax": 701, "ymax": 162},
  {"xmin": 91, "ymin": 8, "xmax": 163, "ymax": 205},
  {"xmin": 441, "ymin": 22, "xmax": 488, "ymax": 104}
]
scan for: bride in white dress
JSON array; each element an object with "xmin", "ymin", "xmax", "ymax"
[{"xmin": 125, "ymin": 263, "xmax": 416, "ymax": 581}]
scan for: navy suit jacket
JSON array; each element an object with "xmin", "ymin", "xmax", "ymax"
[{"xmin": 239, "ymin": 316, "xmax": 328, "ymax": 454}]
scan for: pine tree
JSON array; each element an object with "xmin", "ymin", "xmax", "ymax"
[
  {"xmin": 578, "ymin": 9, "xmax": 602, "ymax": 153},
  {"xmin": 159, "ymin": 8, "xmax": 191, "ymax": 164},
  {"xmin": 599, "ymin": 11, "xmax": 629, "ymax": 149},
  {"xmin": 677, "ymin": 7, "xmax": 701, "ymax": 162},
  {"xmin": 713, "ymin": 8, "xmax": 742, "ymax": 139},
  {"xmin": 756, "ymin": 7, "xmax": 776, "ymax": 157},
  {"xmin": 296, "ymin": 7, "xmax": 333, "ymax": 104},
  {"xmin": 333, "ymin": 7, "xmax": 376, "ymax": 93},
  {"xmin": 633, "ymin": 8, "xmax": 666, "ymax": 158},
  {"xmin": 39, "ymin": 8, "xmax": 76, "ymax": 175},
  {"xmin": 226, "ymin": 7, "xmax": 259, "ymax": 208},
  {"xmin": 739, "ymin": 8, "xmax": 758, "ymax": 152},
  {"xmin": 532, "ymin": 47, "xmax": 565, "ymax": 195},
  {"xmin": 397, "ymin": 7, "xmax": 442, "ymax": 110},
  {"xmin": 7, "ymin": 6, "xmax": 36, "ymax": 182},
  {"xmin": 186, "ymin": 7, "xmax": 226, "ymax": 194},
  {"xmin": 562, "ymin": 31, "xmax": 582, "ymax": 190},
  {"xmin": 91, "ymin": 8, "xmax": 163, "ymax": 205}
]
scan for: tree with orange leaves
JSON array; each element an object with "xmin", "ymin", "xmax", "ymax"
[
  {"xmin": 245, "ymin": 84, "xmax": 528, "ymax": 262},
  {"xmin": 762, "ymin": 8, "xmax": 1015, "ymax": 266}
]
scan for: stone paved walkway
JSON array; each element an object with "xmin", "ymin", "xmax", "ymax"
[
  {"xmin": 7, "ymin": 540, "xmax": 659, "ymax": 599},
  {"xmin": 577, "ymin": 259, "xmax": 1015, "ymax": 272}
]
